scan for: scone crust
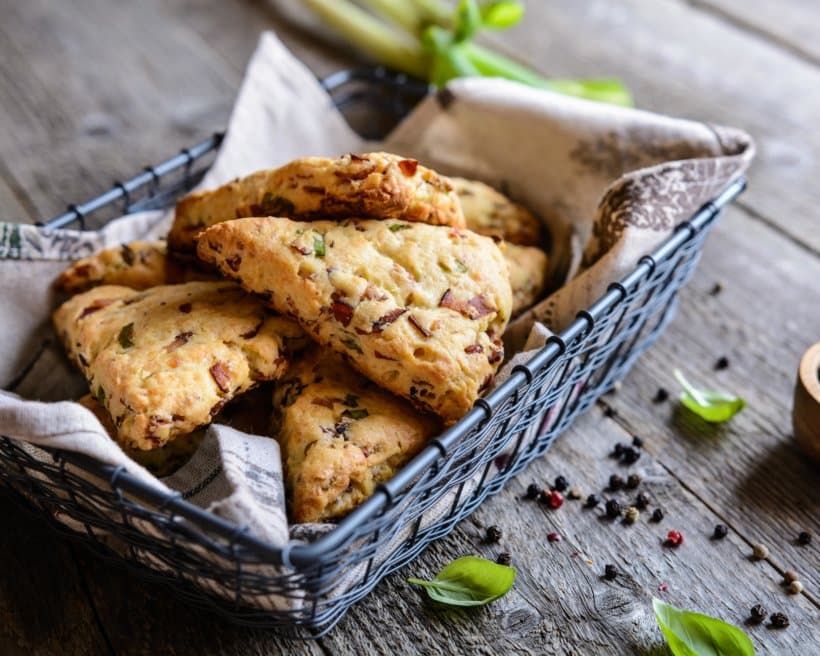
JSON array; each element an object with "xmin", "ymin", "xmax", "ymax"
[
  {"xmin": 272, "ymin": 349, "xmax": 439, "ymax": 523},
  {"xmin": 53, "ymin": 281, "xmax": 304, "ymax": 450},
  {"xmin": 452, "ymin": 177, "xmax": 544, "ymax": 247},
  {"xmin": 169, "ymin": 152, "xmax": 465, "ymax": 254},
  {"xmin": 198, "ymin": 218, "xmax": 512, "ymax": 421},
  {"xmin": 503, "ymin": 243, "xmax": 549, "ymax": 316}
]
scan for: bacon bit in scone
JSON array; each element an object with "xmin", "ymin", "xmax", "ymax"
[
  {"xmin": 398, "ymin": 159, "xmax": 419, "ymax": 176},
  {"xmin": 80, "ymin": 298, "xmax": 116, "ymax": 318},
  {"xmin": 488, "ymin": 340, "xmax": 504, "ymax": 364},
  {"xmin": 209, "ymin": 362, "xmax": 231, "ymax": 393},
  {"xmin": 165, "ymin": 331, "xmax": 193, "ymax": 353},
  {"xmin": 311, "ymin": 397, "xmax": 335, "ymax": 409},
  {"xmin": 408, "ymin": 314, "xmax": 431, "ymax": 338},
  {"xmin": 468, "ymin": 295, "xmax": 495, "ymax": 318},
  {"xmin": 348, "ymin": 153, "xmax": 368, "ymax": 162},
  {"xmin": 290, "ymin": 243, "xmax": 313, "ymax": 256},
  {"xmin": 179, "ymin": 302, "xmax": 192, "ymax": 313},
  {"xmin": 372, "ymin": 308, "xmax": 406, "ymax": 333},
  {"xmin": 374, "ymin": 350, "xmax": 397, "ymax": 361},
  {"xmin": 334, "ymin": 166, "xmax": 375, "ymax": 181},
  {"xmin": 465, "ymin": 344, "xmax": 484, "ymax": 354},
  {"xmin": 225, "ymin": 254, "xmax": 242, "ymax": 272},
  {"xmin": 362, "ymin": 285, "xmax": 388, "ymax": 301},
  {"xmin": 331, "ymin": 300, "xmax": 354, "ymax": 326}
]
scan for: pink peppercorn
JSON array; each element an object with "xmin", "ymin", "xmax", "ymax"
[
  {"xmin": 547, "ymin": 532, "xmax": 562, "ymax": 542},
  {"xmin": 666, "ymin": 530, "xmax": 684, "ymax": 547},
  {"xmin": 547, "ymin": 490, "xmax": 564, "ymax": 509}
]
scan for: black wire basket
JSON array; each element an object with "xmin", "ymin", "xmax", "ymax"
[{"xmin": 0, "ymin": 68, "xmax": 745, "ymax": 637}]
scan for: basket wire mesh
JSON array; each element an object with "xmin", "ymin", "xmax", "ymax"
[{"xmin": 0, "ymin": 68, "xmax": 745, "ymax": 637}]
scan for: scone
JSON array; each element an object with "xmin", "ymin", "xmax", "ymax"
[
  {"xmin": 53, "ymin": 281, "xmax": 305, "ymax": 450},
  {"xmin": 451, "ymin": 177, "xmax": 544, "ymax": 246},
  {"xmin": 55, "ymin": 240, "xmax": 215, "ymax": 294},
  {"xmin": 198, "ymin": 218, "xmax": 512, "ymax": 421},
  {"xmin": 169, "ymin": 152, "xmax": 465, "ymax": 255},
  {"xmin": 503, "ymin": 243, "xmax": 549, "ymax": 316},
  {"xmin": 272, "ymin": 348, "xmax": 440, "ymax": 523}
]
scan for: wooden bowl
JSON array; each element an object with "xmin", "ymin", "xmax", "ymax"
[{"xmin": 793, "ymin": 342, "xmax": 820, "ymax": 465}]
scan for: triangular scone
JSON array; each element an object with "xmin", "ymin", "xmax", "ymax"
[
  {"xmin": 55, "ymin": 240, "xmax": 216, "ymax": 295},
  {"xmin": 169, "ymin": 152, "xmax": 465, "ymax": 255},
  {"xmin": 272, "ymin": 348, "xmax": 440, "ymax": 523},
  {"xmin": 197, "ymin": 218, "xmax": 512, "ymax": 421},
  {"xmin": 53, "ymin": 281, "xmax": 306, "ymax": 450}
]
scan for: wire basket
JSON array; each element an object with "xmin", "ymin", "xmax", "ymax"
[{"xmin": 0, "ymin": 68, "xmax": 745, "ymax": 637}]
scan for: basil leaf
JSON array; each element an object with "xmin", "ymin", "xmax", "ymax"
[
  {"xmin": 674, "ymin": 370, "xmax": 745, "ymax": 423},
  {"xmin": 313, "ymin": 233, "xmax": 326, "ymax": 257},
  {"xmin": 407, "ymin": 555, "xmax": 515, "ymax": 607},
  {"xmin": 653, "ymin": 598, "xmax": 755, "ymax": 656},
  {"xmin": 479, "ymin": 1, "xmax": 525, "ymax": 29},
  {"xmin": 118, "ymin": 323, "xmax": 135, "ymax": 349}
]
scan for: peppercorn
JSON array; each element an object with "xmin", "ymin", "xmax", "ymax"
[
  {"xmin": 712, "ymin": 524, "xmax": 728, "ymax": 540},
  {"xmin": 749, "ymin": 604, "xmax": 767, "ymax": 623},
  {"xmin": 621, "ymin": 446, "xmax": 641, "ymax": 464},
  {"xmin": 636, "ymin": 492, "xmax": 650, "ymax": 510},
  {"xmin": 752, "ymin": 543, "xmax": 769, "ymax": 560},
  {"xmin": 710, "ymin": 281, "xmax": 724, "ymax": 296},
  {"xmin": 626, "ymin": 473, "xmax": 641, "ymax": 489},
  {"xmin": 632, "ymin": 435, "xmax": 644, "ymax": 449},
  {"xmin": 603, "ymin": 564, "xmax": 617, "ymax": 580},
  {"xmin": 585, "ymin": 493, "xmax": 601, "ymax": 508},
  {"xmin": 788, "ymin": 581, "xmax": 804, "ymax": 595},
  {"xmin": 547, "ymin": 490, "xmax": 564, "ymax": 509},
  {"xmin": 538, "ymin": 489, "xmax": 551, "ymax": 504},
  {"xmin": 525, "ymin": 483, "xmax": 540, "ymax": 499},
  {"xmin": 567, "ymin": 485, "xmax": 583, "ymax": 500},
  {"xmin": 652, "ymin": 388, "xmax": 669, "ymax": 403},
  {"xmin": 769, "ymin": 612, "xmax": 789, "ymax": 629},
  {"xmin": 611, "ymin": 442, "xmax": 626, "ymax": 458},
  {"xmin": 651, "ymin": 508, "xmax": 664, "ymax": 523},
  {"xmin": 797, "ymin": 530, "xmax": 812, "ymax": 545},
  {"xmin": 783, "ymin": 570, "xmax": 799, "ymax": 584},
  {"xmin": 603, "ymin": 406, "xmax": 617, "ymax": 419},
  {"xmin": 666, "ymin": 530, "xmax": 684, "ymax": 547},
  {"xmin": 624, "ymin": 506, "xmax": 640, "ymax": 524},
  {"xmin": 485, "ymin": 526, "xmax": 502, "ymax": 543},
  {"xmin": 496, "ymin": 552, "xmax": 512, "ymax": 566},
  {"xmin": 547, "ymin": 532, "xmax": 562, "ymax": 542},
  {"xmin": 552, "ymin": 475, "xmax": 569, "ymax": 492},
  {"xmin": 608, "ymin": 474, "xmax": 624, "ymax": 491},
  {"xmin": 714, "ymin": 356, "xmax": 730, "ymax": 370},
  {"xmin": 605, "ymin": 499, "xmax": 622, "ymax": 519}
]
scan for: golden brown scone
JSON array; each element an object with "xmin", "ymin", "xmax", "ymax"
[
  {"xmin": 55, "ymin": 240, "xmax": 216, "ymax": 295},
  {"xmin": 451, "ymin": 177, "xmax": 544, "ymax": 247},
  {"xmin": 53, "ymin": 281, "xmax": 306, "ymax": 450},
  {"xmin": 272, "ymin": 348, "xmax": 440, "ymax": 523},
  {"xmin": 169, "ymin": 152, "xmax": 465, "ymax": 255},
  {"xmin": 198, "ymin": 218, "xmax": 512, "ymax": 422},
  {"xmin": 503, "ymin": 243, "xmax": 549, "ymax": 316}
]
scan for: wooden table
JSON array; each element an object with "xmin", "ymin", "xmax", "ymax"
[{"xmin": 1, "ymin": 1, "xmax": 818, "ymax": 653}]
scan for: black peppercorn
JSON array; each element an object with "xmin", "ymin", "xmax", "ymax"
[
  {"xmin": 496, "ymin": 552, "xmax": 512, "ymax": 566},
  {"xmin": 635, "ymin": 492, "xmax": 650, "ymax": 510},
  {"xmin": 798, "ymin": 530, "xmax": 812, "ymax": 545},
  {"xmin": 621, "ymin": 446, "xmax": 641, "ymax": 464},
  {"xmin": 603, "ymin": 406, "xmax": 617, "ymax": 419},
  {"xmin": 749, "ymin": 604, "xmax": 767, "ymax": 623},
  {"xmin": 626, "ymin": 473, "xmax": 641, "ymax": 489},
  {"xmin": 632, "ymin": 435, "xmax": 644, "ymax": 449},
  {"xmin": 712, "ymin": 523, "xmax": 728, "ymax": 540},
  {"xmin": 585, "ymin": 493, "xmax": 601, "ymax": 508},
  {"xmin": 552, "ymin": 475, "xmax": 569, "ymax": 492},
  {"xmin": 651, "ymin": 508, "xmax": 664, "ymax": 523},
  {"xmin": 611, "ymin": 442, "xmax": 626, "ymax": 458},
  {"xmin": 605, "ymin": 499, "xmax": 622, "ymax": 519},
  {"xmin": 538, "ymin": 489, "xmax": 552, "ymax": 504},
  {"xmin": 604, "ymin": 564, "xmax": 617, "ymax": 580},
  {"xmin": 709, "ymin": 281, "xmax": 724, "ymax": 296},
  {"xmin": 485, "ymin": 526, "xmax": 502, "ymax": 543},
  {"xmin": 525, "ymin": 483, "xmax": 540, "ymax": 499},
  {"xmin": 652, "ymin": 388, "xmax": 669, "ymax": 403},
  {"xmin": 714, "ymin": 356, "xmax": 730, "ymax": 370},
  {"xmin": 609, "ymin": 474, "xmax": 624, "ymax": 491},
  {"xmin": 769, "ymin": 612, "xmax": 789, "ymax": 629}
]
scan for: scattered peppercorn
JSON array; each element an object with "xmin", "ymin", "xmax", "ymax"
[
  {"xmin": 622, "ymin": 446, "xmax": 641, "ymax": 464},
  {"xmin": 603, "ymin": 405, "xmax": 617, "ymax": 419},
  {"xmin": 636, "ymin": 492, "xmax": 651, "ymax": 510},
  {"xmin": 547, "ymin": 532, "xmax": 562, "ymax": 543},
  {"xmin": 546, "ymin": 490, "xmax": 565, "ymax": 509},
  {"xmin": 608, "ymin": 474, "xmax": 625, "ymax": 491},
  {"xmin": 783, "ymin": 570, "xmax": 799, "ymax": 584},
  {"xmin": 712, "ymin": 524, "xmax": 728, "ymax": 540},
  {"xmin": 714, "ymin": 356, "xmax": 730, "ymax": 370},
  {"xmin": 651, "ymin": 508, "xmax": 665, "ymax": 523},
  {"xmin": 666, "ymin": 530, "xmax": 684, "ymax": 547},
  {"xmin": 525, "ymin": 483, "xmax": 540, "ymax": 499},
  {"xmin": 538, "ymin": 489, "xmax": 552, "ymax": 504},
  {"xmin": 788, "ymin": 581, "xmax": 804, "ymax": 595},
  {"xmin": 749, "ymin": 604, "xmax": 767, "ymax": 623},
  {"xmin": 552, "ymin": 475, "xmax": 569, "ymax": 492},
  {"xmin": 624, "ymin": 506, "xmax": 640, "ymax": 524},
  {"xmin": 752, "ymin": 543, "xmax": 769, "ymax": 560},
  {"xmin": 611, "ymin": 442, "xmax": 626, "ymax": 458},
  {"xmin": 585, "ymin": 494, "xmax": 602, "ymax": 508},
  {"xmin": 496, "ymin": 552, "xmax": 512, "ymax": 566},
  {"xmin": 626, "ymin": 473, "xmax": 641, "ymax": 489},
  {"xmin": 769, "ymin": 612, "xmax": 789, "ymax": 629},
  {"xmin": 710, "ymin": 281, "xmax": 724, "ymax": 296},
  {"xmin": 605, "ymin": 499, "xmax": 622, "ymax": 519},
  {"xmin": 632, "ymin": 435, "xmax": 644, "ymax": 448},
  {"xmin": 568, "ymin": 485, "xmax": 583, "ymax": 500},
  {"xmin": 797, "ymin": 530, "xmax": 812, "ymax": 545},
  {"xmin": 603, "ymin": 564, "xmax": 617, "ymax": 580},
  {"xmin": 485, "ymin": 526, "xmax": 502, "ymax": 543},
  {"xmin": 652, "ymin": 388, "xmax": 669, "ymax": 403}
]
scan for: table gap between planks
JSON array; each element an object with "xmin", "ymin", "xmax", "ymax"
[{"xmin": 0, "ymin": 0, "xmax": 817, "ymax": 654}]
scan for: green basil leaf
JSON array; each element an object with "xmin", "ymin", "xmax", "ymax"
[
  {"xmin": 313, "ymin": 233, "xmax": 326, "ymax": 257},
  {"xmin": 674, "ymin": 370, "xmax": 745, "ymax": 423},
  {"xmin": 479, "ymin": 1, "xmax": 525, "ymax": 29},
  {"xmin": 653, "ymin": 598, "xmax": 755, "ymax": 656},
  {"xmin": 408, "ymin": 555, "xmax": 515, "ymax": 607},
  {"xmin": 118, "ymin": 323, "xmax": 135, "ymax": 349}
]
